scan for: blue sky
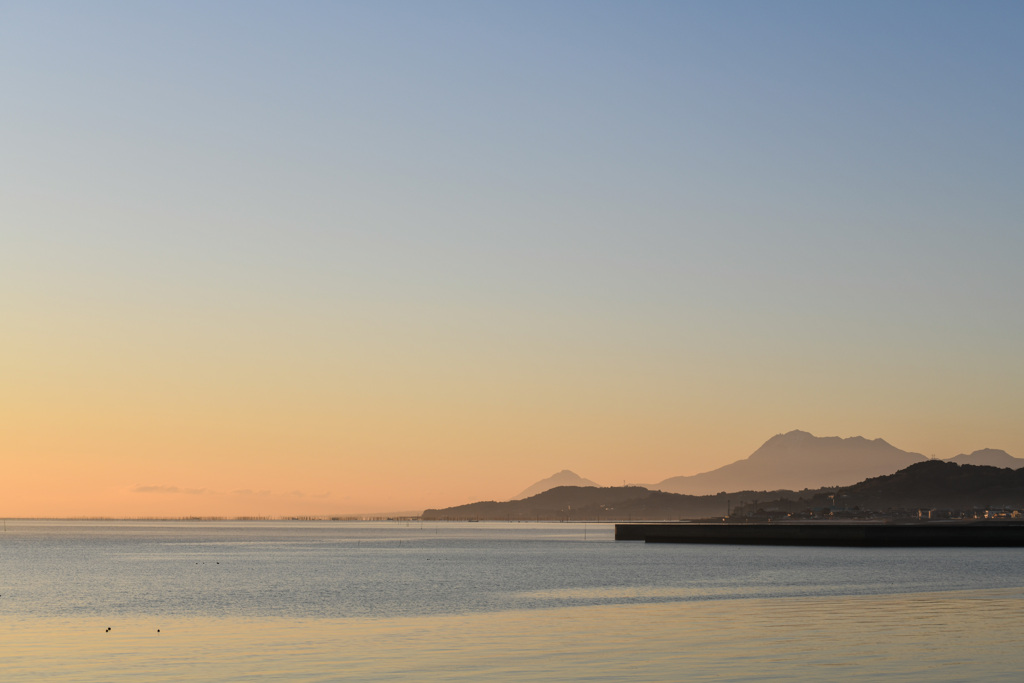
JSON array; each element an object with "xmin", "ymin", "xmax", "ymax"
[{"xmin": 3, "ymin": 1, "xmax": 1023, "ymax": 513}]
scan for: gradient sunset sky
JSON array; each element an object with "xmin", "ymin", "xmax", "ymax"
[{"xmin": 3, "ymin": 2, "xmax": 1023, "ymax": 517}]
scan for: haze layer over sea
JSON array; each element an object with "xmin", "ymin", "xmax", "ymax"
[{"xmin": 2, "ymin": 520, "xmax": 1023, "ymax": 681}]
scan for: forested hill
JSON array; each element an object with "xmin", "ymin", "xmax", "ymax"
[
  {"xmin": 731, "ymin": 460, "xmax": 1024, "ymax": 516},
  {"xmin": 837, "ymin": 460, "xmax": 1024, "ymax": 510},
  {"xmin": 421, "ymin": 485, "xmax": 806, "ymax": 521},
  {"xmin": 422, "ymin": 461, "xmax": 1024, "ymax": 521}
]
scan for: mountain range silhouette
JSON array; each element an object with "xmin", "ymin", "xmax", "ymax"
[{"xmin": 514, "ymin": 430, "xmax": 1021, "ymax": 498}]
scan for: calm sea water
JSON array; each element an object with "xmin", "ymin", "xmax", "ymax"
[{"xmin": 2, "ymin": 520, "xmax": 1023, "ymax": 681}]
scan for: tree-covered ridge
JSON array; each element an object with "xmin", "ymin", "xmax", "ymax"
[
  {"xmin": 423, "ymin": 461, "xmax": 1024, "ymax": 521},
  {"xmin": 423, "ymin": 485, "xmax": 806, "ymax": 521}
]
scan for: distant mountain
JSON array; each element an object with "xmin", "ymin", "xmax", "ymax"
[
  {"xmin": 514, "ymin": 470, "xmax": 599, "ymax": 500},
  {"xmin": 653, "ymin": 430, "xmax": 927, "ymax": 495},
  {"xmin": 423, "ymin": 485, "xmax": 796, "ymax": 521},
  {"xmin": 945, "ymin": 449, "xmax": 1024, "ymax": 469},
  {"xmin": 423, "ymin": 460, "xmax": 1024, "ymax": 522}
]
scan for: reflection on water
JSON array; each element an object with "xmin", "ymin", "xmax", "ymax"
[
  {"xmin": 3, "ymin": 521, "xmax": 1024, "ymax": 680},
  {"xmin": 4, "ymin": 590, "xmax": 1024, "ymax": 682}
]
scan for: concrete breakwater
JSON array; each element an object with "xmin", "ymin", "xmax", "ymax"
[{"xmin": 615, "ymin": 522, "xmax": 1024, "ymax": 547}]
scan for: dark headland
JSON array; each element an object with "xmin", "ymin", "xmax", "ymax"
[{"xmin": 423, "ymin": 460, "xmax": 1024, "ymax": 523}]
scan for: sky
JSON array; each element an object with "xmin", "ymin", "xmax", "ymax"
[{"xmin": 3, "ymin": 1, "xmax": 1023, "ymax": 517}]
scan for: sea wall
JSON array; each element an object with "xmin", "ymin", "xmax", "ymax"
[{"xmin": 615, "ymin": 522, "xmax": 1024, "ymax": 547}]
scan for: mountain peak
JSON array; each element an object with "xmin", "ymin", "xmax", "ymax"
[
  {"xmin": 655, "ymin": 430, "xmax": 927, "ymax": 495},
  {"xmin": 513, "ymin": 470, "xmax": 600, "ymax": 500},
  {"xmin": 946, "ymin": 449, "xmax": 1022, "ymax": 468}
]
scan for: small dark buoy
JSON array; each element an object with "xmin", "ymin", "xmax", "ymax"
[{"xmin": 157, "ymin": 629, "xmax": 160, "ymax": 633}]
